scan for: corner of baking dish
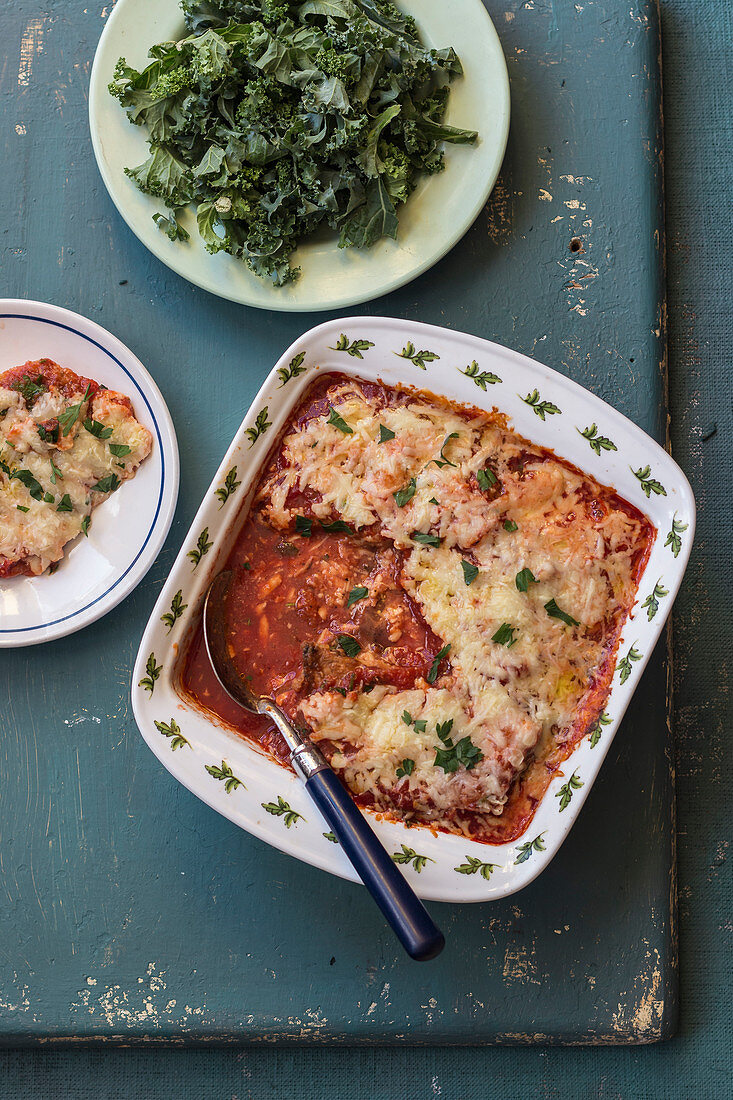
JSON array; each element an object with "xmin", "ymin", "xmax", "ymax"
[{"xmin": 132, "ymin": 317, "xmax": 695, "ymax": 903}]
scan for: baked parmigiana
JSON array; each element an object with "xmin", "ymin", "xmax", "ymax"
[
  {"xmin": 183, "ymin": 375, "xmax": 654, "ymax": 843},
  {"xmin": 0, "ymin": 359, "xmax": 152, "ymax": 577}
]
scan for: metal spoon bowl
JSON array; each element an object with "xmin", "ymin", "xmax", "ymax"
[{"xmin": 204, "ymin": 570, "xmax": 445, "ymax": 962}]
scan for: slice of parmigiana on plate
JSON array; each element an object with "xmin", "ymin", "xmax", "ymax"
[{"xmin": 0, "ymin": 358, "xmax": 152, "ymax": 577}]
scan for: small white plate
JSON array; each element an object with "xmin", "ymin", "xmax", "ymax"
[
  {"xmin": 0, "ymin": 300, "xmax": 179, "ymax": 648},
  {"xmin": 132, "ymin": 317, "xmax": 695, "ymax": 903},
  {"xmin": 88, "ymin": 0, "xmax": 510, "ymax": 312}
]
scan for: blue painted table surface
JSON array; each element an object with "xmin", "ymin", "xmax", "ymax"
[{"xmin": 1, "ymin": 0, "xmax": 731, "ymax": 1094}]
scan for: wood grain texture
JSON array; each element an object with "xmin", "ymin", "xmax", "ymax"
[{"xmin": 0, "ymin": 0, "xmax": 680, "ymax": 1051}]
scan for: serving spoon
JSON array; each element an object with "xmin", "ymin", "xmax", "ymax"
[{"xmin": 204, "ymin": 570, "xmax": 445, "ymax": 962}]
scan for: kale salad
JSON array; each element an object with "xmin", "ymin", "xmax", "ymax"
[{"xmin": 109, "ymin": 0, "xmax": 478, "ymax": 286}]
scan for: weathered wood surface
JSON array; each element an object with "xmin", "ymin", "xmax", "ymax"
[{"xmin": 0, "ymin": 0, "xmax": 681, "ymax": 1051}]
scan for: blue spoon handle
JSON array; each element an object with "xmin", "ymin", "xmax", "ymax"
[{"xmin": 305, "ymin": 767, "xmax": 445, "ymax": 961}]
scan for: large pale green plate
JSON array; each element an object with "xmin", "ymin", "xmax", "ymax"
[{"xmin": 88, "ymin": 0, "xmax": 510, "ymax": 312}]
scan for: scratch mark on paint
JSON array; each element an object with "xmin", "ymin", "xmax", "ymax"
[
  {"xmin": 611, "ymin": 943, "xmax": 665, "ymax": 1039},
  {"xmin": 18, "ymin": 18, "xmax": 46, "ymax": 89}
]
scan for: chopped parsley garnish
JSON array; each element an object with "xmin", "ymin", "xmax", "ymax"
[
  {"xmin": 49, "ymin": 458, "xmax": 63, "ymax": 484},
  {"xmin": 402, "ymin": 710, "xmax": 426, "ymax": 733},
  {"xmin": 402, "ymin": 710, "xmax": 413, "ymax": 725},
  {"xmin": 431, "ymin": 432, "xmax": 459, "ymax": 469},
  {"xmin": 428, "ymin": 497, "xmax": 440, "ymax": 505},
  {"xmin": 476, "ymin": 467, "xmax": 498, "ymax": 491},
  {"xmin": 378, "ymin": 424, "xmax": 395, "ymax": 443},
  {"xmin": 427, "ymin": 643, "xmax": 451, "ymax": 684},
  {"xmin": 515, "ymin": 568, "xmax": 537, "ymax": 592},
  {"xmin": 90, "ymin": 473, "xmax": 121, "ymax": 494},
  {"xmin": 108, "ymin": 9, "xmax": 476, "ymax": 286},
  {"xmin": 43, "ymin": 492, "xmax": 54, "ymax": 504},
  {"xmin": 433, "ymin": 719, "xmax": 483, "ymax": 774},
  {"xmin": 327, "ymin": 406, "xmax": 353, "ymax": 435},
  {"xmin": 492, "ymin": 623, "xmax": 518, "ymax": 647},
  {"xmin": 393, "ymin": 477, "xmax": 416, "ymax": 507},
  {"xmin": 396, "ymin": 759, "xmax": 415, "ymax": 779},
  {"xmin": 108, "ymin": 443, "xmax": 132, "ymax": 458},
  {"xmin": 544, "ymin": 598, "xmax": 580, "ymax": 627},
  {"xmin": 56, "ymin": 494, "xmax": 73, "ymax": 513},
  {"xmin": 12, "ymin": 374, "xmax": 46, "ymax": 403},
  {"xmin": 84, "ymin": 417, "xmax": 113, "ymax": 440},
  {"xmin": 81, "ymin": 515, "xmax": 91, "ymax": 536},
  {"xmin": 336, "ymin": 634, "xmax": 361, "ymax": 658},
  {"xmin": 411, "ymin": 530, "xmax": 442, "ymax": 548},
  {"xmin": 11, "ymin": 468, "xmax": 44, "ymax": 501},
  {"xmin": 320, "ymin": 519, "xmax": 354, "ymax": 534},
  {"xmin": 295, "ymin": 515, "xmax": 313, "ymax": 536},
  {"xmin": 346, "ymin": 586, "xmax": 368, "ymax": 608},
  {"xmin": 37, "ymin": 423, "xmax": 59, "ymax": 444},
  {"xmin": 436, "ymin": 719, "xmax": 454, "ymax": 741},
  {"xmin": 16, "ymin": 505, "xmax": 29, "ymax": 512},
  {"xmin": 503, "ymin": 519, "xmax": 518, "ymax": 532},
  {"xmin": 58, "ymin": 384, "xmax": 91, "ymax": 437},
  {"xmin": 461, "ymin": 559, "xmax": 479, "ymax": 586}
]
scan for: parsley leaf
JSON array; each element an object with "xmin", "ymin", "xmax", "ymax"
[
  {"xmin": 11, "ymin": 374, "xmax": 46, "ymax": 403},
  {"xmin": 327, "ymin": 406, "xmax": 353, "ymax": 435},
  {"xmin": 544, "ymin": 598, "xmax": 580, "ymax": 627},
  {"xmin": 90, "ymin": 473, "xmax": 121, "ymax": 494},
  {"xmin": 431, "ymin": 432, "xmax": 459, "ymax": 469},
  {"xmin": 436, "ymin": 719, "xmax": 454, "ymax": 743},
  {"xmin": 347, "ymin": 586, "xmax": 368, "ymax": 608},
  {"xmin": 56, "ymin": 494, "xmax": 73, "ymax": 513},
  {"xmin": 461, "ymin": 559, "xmax": 479, "ymax": 586},
  {"xmin": 396, "ymin": 759, "xmax": 415, "ymax": 779},
  {"xmin": 109, "ymin": 443, "xmax": 132, "ymax": 458},
  {"xmin": 43, "ymin": 492, "xmax": 54, "ymax": 504},
  {"xmin": 81, "ymin": 515, "xmax": 91, "ymax": 536},
  {"xmin": 492, "ymin": 623, "xmax": 518, "ymax": 647},
  {"xmin": 320, "ymin": 519, "xmax": 353, "ymax": 534},
  {"xmin": 11, "ymin": 468, "xmax": 44, "ymax": 501},
  {"xmin": 49, "ymin": 458, "xmax": 63, "ymax": 484},
  {"xmin": 454, "ymin": 736, "xmax": 483, "ymax": 770},
  {"xmin": 37, "ymin": 423, "xmax": 59, "ymax": 444},
  {"xmin": 515, "ymin": 568, "xmax": 537, "ymax": 592},
  {"xmin": 476, "ymin": 467, "xmax": 498, "ymax": 491},
  {"xmin": 378, "ymin": 424, "xmax": 395, "ymax": 443},
  {"xmin": 16, "ymin": 505, "xmax": 29, "ymax": 512},
  {"xmin": 413, "ymin": 718, "xmax": 427, "ymax": 734},
  {"xmin": 503, "ymin": 519, "xmax": 518, "ymax": 532},
  {"xmin": 393, "ymin": 477, "xmax": 416, "ymax": 507},
  {"xmin": 432, "ymin": 719, "xmax": 483, "ymax": 773},
  {"xmin": 402, "ymin": 710, "xmax": 413, "ymax": 725},
  {"xmin": 84, "ymin": 417, "xmax": 113, "ymax": 440},
  {"xmin": 336, "ymin": 634, "xmax": 361, "ymax": 658},
  {"xmin": 427, "ymin": 644, "xmax": 451, "ymax": 684},
  {"xmin": 58, "ymin": 385, "xmax": 91, "ymax": 437},
  {"xmin": 295, "ymin": 515, "xmax": 313, "ymax": 536},
  {"xmin": 411, "ymin": 530, "xmax": 442, "ymax": 548}
]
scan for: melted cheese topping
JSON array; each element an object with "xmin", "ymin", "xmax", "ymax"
[
  {"xmin": 258, "ymin": 378, "xmax": 653, "ymax": 835},
  {"xmin": 0, "ymin": 361, "xmax": 153, "ymax": 576}
]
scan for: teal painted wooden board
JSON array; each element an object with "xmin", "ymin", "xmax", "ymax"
[{"xmin": 0, "ymin": 0, "xmax": 676, "ymax": 1045}]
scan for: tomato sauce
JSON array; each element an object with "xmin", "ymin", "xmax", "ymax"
[{"xmin": 180, "ymin": 373, "xmax": 656, "ymax": 846}]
